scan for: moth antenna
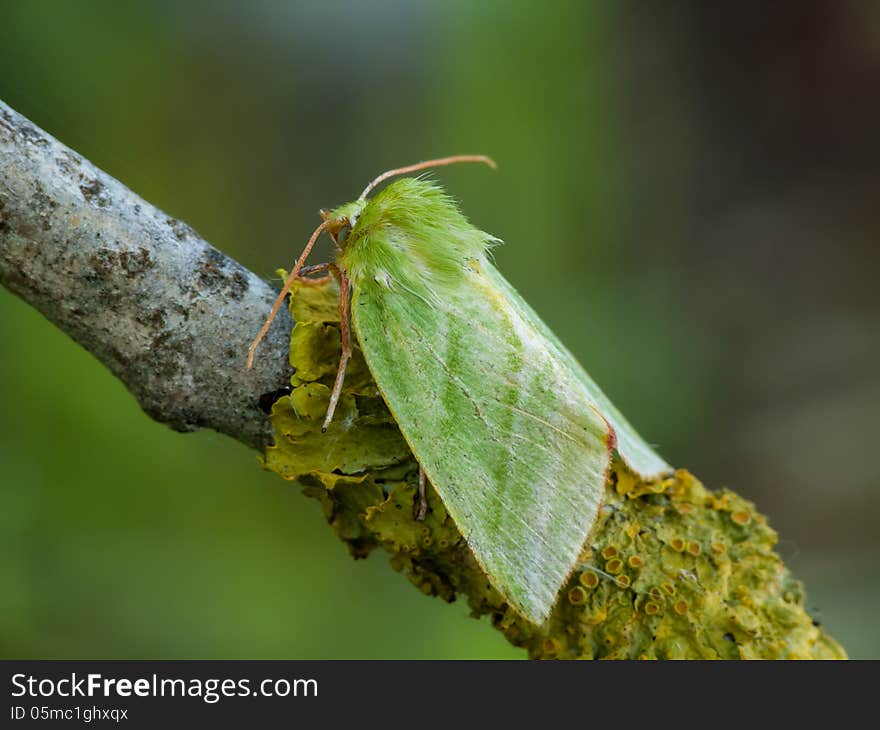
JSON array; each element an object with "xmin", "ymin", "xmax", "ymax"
[
  {"xmin": 246, "ymin": 218, "xmax": 331, "ymax": 369},
  {"xmin": 359, "ymin": 154, "xmax": 497, "ymax": 200}
]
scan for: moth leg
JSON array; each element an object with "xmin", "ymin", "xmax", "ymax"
[
  {"xmin": 415, "ymin": 466, "xmax": 428, "ymax": 521},
  {"xmin": 296, "ymin": 262, "xmax": 333, "ymax": 286},
  {"xmin": 297, "ymin": 224, "xmax": 341, "ymax": 286},
  {"xmin": 321, "ymin": 270, "xmax": 351, "ymax": 433}
]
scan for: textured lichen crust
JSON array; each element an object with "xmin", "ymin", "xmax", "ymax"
[{"xmin": 263, "ymin": 278, "xmax": 846, "ymax": 659}]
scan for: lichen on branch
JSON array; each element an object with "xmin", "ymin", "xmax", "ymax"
[{"xmin": 263, "ymin": 278, "xmax": 846, "ymax": 660}]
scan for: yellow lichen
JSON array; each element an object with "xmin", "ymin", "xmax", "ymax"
[
  {"xmin": 568, "ymin": 586, "xmax": 588, "ymax": 605},
  {"xmin": 605, "ymin": 558, "xmax": 624, "ymax": 575},
  {"xmin": 732, "ymin": 510, "xmax": 752, "ymax": 526}
]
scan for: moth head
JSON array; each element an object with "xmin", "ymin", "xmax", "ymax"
[
  {"xmin": 320, "ymin": 199, "xmax": 368, "ymax": 247},
  {"xmin": 246, "ymin": 156, "xmax": 495, "ymax": 369},
  {"xmin": 320, "ymin": 155, "xmax": 496, "ymax": 252}
]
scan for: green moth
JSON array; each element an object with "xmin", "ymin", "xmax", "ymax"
[{"xmin": 248, "ymin": 156, "xmax": 670, "ymax": 624}]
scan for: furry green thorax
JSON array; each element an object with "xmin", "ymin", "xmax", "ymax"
[{"xmin": 330, "ymin": 178, "xmax": 499, "ymax": 303}]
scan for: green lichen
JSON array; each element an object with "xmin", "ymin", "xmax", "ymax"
[{"xmin": 262, "ymin": 278, "xmax": 846, "ymax": 660}]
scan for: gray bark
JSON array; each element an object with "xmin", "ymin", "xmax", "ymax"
[{"xmin": 0, "ymin": 100, "xmax": 293, "ymax": 449}]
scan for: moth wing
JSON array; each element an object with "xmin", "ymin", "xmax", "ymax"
[
  {"xmin": 483, "ymin": 265, "xmax": 671, "ymax": 478},
  {"xmin": 352, "ymin": 260, "xmax": 612, "ymax": 623}
]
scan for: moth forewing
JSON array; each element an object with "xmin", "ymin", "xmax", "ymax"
[
  {"xmin": 483, "ymin": 265, "xmax": 671, "ymax": 479},
  {"xmin": 350, "ymin": 254, "xmax": 614, "ymax": 623}
]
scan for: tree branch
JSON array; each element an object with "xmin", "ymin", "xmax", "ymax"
[{"xmin": 0, "ymin": 100, "xmax": 292, "ymax": 449}]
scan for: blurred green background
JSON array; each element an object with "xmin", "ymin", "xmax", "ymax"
[{"xmin": 1, "ymin": 0, "xmax": 878, "ymax": 658}]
